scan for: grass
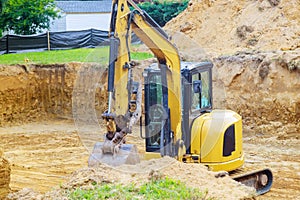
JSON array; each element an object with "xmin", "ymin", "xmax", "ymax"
[
  {"xmin": 0, "ymin": 46, "xmax": 153, "ymax": 65},
  {"xmin": 68, "ymin": 177, "xmax": 208, "ymax": 200}
]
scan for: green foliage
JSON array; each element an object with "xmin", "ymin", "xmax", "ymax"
[
  {"xmin": 0, "ymin": 0, "xmax": 59, "ymax": 35},
  {"xmin": 68, "ymin": 177, "xmax": 205, "ymax": 200},
  {"xmin": 138, "ymin": 0, "xmax": 189, "ymax": 26},
  {"xmin": 0, "ymin": 0, "xmax": 7, "ymax": 37},
  {"xmin": 0, "ymin": 0, "xmax": 7, "ymax": 12},
  {"xmin": 70, "ymin": 183, "xmax": 139, "ymax": 200},
  {"xmin": 0, "ymin": 46, "xmax": 153, "ymax": 65},
  {"xmin": 139, "ymin": 177, "xmax": 205, "ymax": 200}
]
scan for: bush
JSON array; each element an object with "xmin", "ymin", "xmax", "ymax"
[{"xmin": 138, "ymin": 0, "xmax": 189, "ymax": 26}]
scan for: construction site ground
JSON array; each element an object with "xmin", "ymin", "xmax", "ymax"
[
  {"xmin": 1, "ymin": 0, "xmax": 300, "ymax": 199},
  {"xmin": 0, "ymin": 118, "xmax": 299, "ymax": 199},
  {"xmin": 0, "ymin": 50, "xmax": 299, "ymax": 200}
]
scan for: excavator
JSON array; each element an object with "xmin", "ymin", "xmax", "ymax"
[{"xmin": 88, "ymin": 0, "xmax": 273, "ymax": 195}]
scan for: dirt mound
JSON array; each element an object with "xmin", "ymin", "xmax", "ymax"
[
  {"xmin": 163, "ymin": 0, "xmax": 300, "ymax": 138},
  {"xmin": 166, "ymin": 0, "xmax": 300, "ymax": 56},
  {"xmin": 8, "ymin": 157, "xmax": 255, "ymax": 200},
  {"xmin": 0, "ymin": 148, "xmax": 11, "ymax": 199}
]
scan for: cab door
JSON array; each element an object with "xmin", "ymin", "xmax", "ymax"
[{"xmin": 181, "ymin": 62, "xmax": 213, "ymax": 155}]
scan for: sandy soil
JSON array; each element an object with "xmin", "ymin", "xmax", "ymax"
[
  {"xmin": 0, "ymin": 148, "xmax": 10, "ymax": 199},
  {"xmin": 243, "ymin": 128, "xmax": 300, "ymax": 200},
  {"xmin": 165, "ymin": 0, "xmax": 300, "ymax": 57},
  {"xmin": 0, "ymin": 119, "xmax": 299, "ymax": 199},
  {"xmin": 0, "ymin": 120, "xmax": 88, "ymax": 193}
]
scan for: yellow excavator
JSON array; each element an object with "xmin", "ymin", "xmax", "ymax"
[{"xmin": 88, "ymin": 0, "xmax": 273, "ymax": 195}]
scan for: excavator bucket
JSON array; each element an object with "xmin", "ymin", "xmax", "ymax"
[{"xmin": 88, "ymin": 142, "xmax": 140, "ymax": 167}]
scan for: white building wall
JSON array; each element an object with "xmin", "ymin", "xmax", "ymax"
[
  {"xmin": 50, "ymin": 14, "xmax": 67, "ymax": 32},
  {"xmin": 66, "ymin": 13, "xmax": 111, "ymax": 31}
]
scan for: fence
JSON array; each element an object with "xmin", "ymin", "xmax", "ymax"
[{"xmin": 0, "ymin": 29, "xmax": 110, "ymax": 55}]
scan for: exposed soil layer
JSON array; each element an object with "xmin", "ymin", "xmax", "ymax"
[
  {"xmin": 213, "ymin": 50, "xmax": 300, "ymax": 138},
  {"xmin": 0, "ymin": 149, "xmax": 10, "ymax": 199},
  {"xmin": 0, "ymin": 63, "xmax": 108, "ymax": 126}
]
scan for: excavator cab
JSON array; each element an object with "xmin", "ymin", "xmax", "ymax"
[
  {"xmin": 143, "ymin": 62, "xmax": 213, "ymax": 155},
  {"xmin": 143, "ymin": 61, "xmax": 245, "ymax": 171}
]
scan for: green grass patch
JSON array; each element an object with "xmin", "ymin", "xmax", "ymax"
[
  {"xmin": 68, "ymin": 177, "xmax": 207, "ymax": 200},
  {"xmin": 0, "ymin": 46, "xmax": 153, "ymax": 65}
]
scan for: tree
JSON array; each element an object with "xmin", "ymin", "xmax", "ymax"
[
  {"xmin": 0, "ymin": 0, "xmax": 7, "ymax": 37},
  {"xmin": 0, "ymin": 0, "xmax": 7, "ymax": 12},
  {"xmin": 138, "ymin": 0, "xmax": 189, "ymax": 27},
  {"xmin": 0, "ymin": 0, "xmax": 59, "ymax": 35}
]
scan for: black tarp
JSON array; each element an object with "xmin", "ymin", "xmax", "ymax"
[
  {"xmin": 0, "ymin": 33, "xmax": 49, "ymax": 54},
  {"xmin": 49, "ymin": 29, "xmax": 109, "ymax": 50},
  {"xmin": 0, "ymin": 29, "xmax": 110, "ymax": 55}
]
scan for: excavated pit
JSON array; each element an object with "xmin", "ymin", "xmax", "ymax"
[
  {"xmin": 1, "ymin": 0, "xmax": 300, "ymax": 198},
  {"xmin": 0, "ymin": 52, "xmax": 299, "ymax": 199},
  {"xmin": 0, "ymin": 63, "xmax": 108, "ymax": 126}
]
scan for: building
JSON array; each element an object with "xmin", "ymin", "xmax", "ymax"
[{"xmin": 51, "ymin": 0, "xmax": 112, "ymax": 32}]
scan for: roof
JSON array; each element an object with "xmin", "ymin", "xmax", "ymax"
[
  {"xmin": 56, "ymin": 1, "xmax": 112, "ymax": 13},
  {"xmin": 147, "ymin": 62, "xmax": 213, "ymax": 72}
]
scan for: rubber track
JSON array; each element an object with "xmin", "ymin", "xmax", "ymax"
[{"xmin": 231, "ymin": 168, "xmax": 273, "ymax": 195}]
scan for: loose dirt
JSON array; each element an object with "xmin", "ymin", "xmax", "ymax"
[
  {"xmin": 1, "ymin": 121, "xmax": 254, "ymax": 200},
  {"xmin": 165, "ymin": 0, "xmax": 300, "ymax": 56},
  {"xmin": 1, "ymin": 119, "xmax": 299, "ymax": 199}
]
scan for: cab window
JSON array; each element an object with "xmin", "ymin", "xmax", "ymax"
[{"xmin": 191, "ymin": 70, "xmax": 211, "ymax": 112}]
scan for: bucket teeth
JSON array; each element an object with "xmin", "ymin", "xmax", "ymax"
[{"xmin": 88, "ymin": 142, "xmax": 140, "ymax": 167}]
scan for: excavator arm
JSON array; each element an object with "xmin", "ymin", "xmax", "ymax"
[
  {"xmin": 105, "ymin": 0, "xmax": 182, "ymax": 155},
  {"xmin": 89, "ymin": 0, "xmax": 183, "ymax": 167}
]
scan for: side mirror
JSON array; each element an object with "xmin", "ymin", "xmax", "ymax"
[{"xmin": 193, "ymin": 80, "xmax": 202, "ymax": 93}]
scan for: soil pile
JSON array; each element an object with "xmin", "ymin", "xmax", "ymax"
[
  {"xmin": 8, "ymin": 157, "xmax": 255, "ymax": 200},
  {"xmin": 0, "ymin": 148, "xmax": 10, "ymax": 199},
  {"xmin": 166, "ymin": 0, "xmax": 300, "ymax": 56},
  {"xmin": 163, "ymin": 0, "xmax": 300, "ymax": 138}
]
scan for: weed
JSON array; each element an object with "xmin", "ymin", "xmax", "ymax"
[
  {"xmin": 68, "ymin": 177, "xmax": 207, "ymax": 200},
  {"xmin": 276, "ymin": 57, "xmax": 300, "ymax": 72},
  {"xmin": 287, "ymin": 60, "xmax": 300, "ymax": 71},
  {"xmin": 236, "ymin": 25, "xmax": 254, "ymax": 40}
]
